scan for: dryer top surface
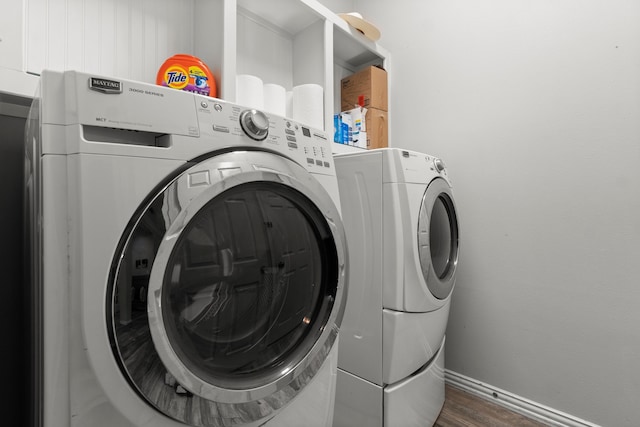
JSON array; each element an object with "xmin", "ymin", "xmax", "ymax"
[{"xmin": 335, "ymin": 148, "xmax": 451, "ymax": 185}]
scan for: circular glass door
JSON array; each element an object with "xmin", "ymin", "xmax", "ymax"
[
  {"xmin": 159, "ymin": 181, "xmax": 337, "ymax": 390},
  {"xmin": 106, "ymin": 150, "xmax": 346, "ymax": 426},
  {"xmin": 417, "ymin": 178, "xmax": 459, "ymax": 299}
]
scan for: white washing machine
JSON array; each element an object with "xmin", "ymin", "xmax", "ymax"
[
  {"xmin": 332, "ymin": 148, "xmax": 459, "ymax": 427},
  {"xmin": 25, "ymin": 70, "xmax": 348, "ymax": 427}
]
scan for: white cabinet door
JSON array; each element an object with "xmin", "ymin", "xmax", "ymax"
[
  {"xmin": 0, "ymin": 0, "xmax": 25, "ymax": 70},
  {"xmin": 24, "ymin": 0, "xmax": 196, "ymax": 83},
  {"xmin": 0, "ymin": 0, "xmax": 39, "ymax": 98}
]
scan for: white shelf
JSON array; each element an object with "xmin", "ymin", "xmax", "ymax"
[
  {"xmin": 237, "ymin": 0, "xmax": 325, "ymax": 35},
  {"xmin": 333, "ymin": 27, "xmax": 386, "ymax": 71},
  {"xmin": 194, "ymin": 0, "xmax": 388, "ymax": 132}
]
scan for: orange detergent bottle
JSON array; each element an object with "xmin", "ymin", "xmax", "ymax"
[{"xmin": 156, "ymin": 54, "xmax": 217, "ymax": 97}]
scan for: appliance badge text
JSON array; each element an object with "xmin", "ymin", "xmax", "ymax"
[{"xmin": 89, "ymin": 77, "xmax": 123, "ymax": 94}]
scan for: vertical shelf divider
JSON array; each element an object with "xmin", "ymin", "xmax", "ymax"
[
  {"xmin": 323, "ymin": 19, "xmax": 334, "ymax": 134},
  {"xmin": 222, "ymin": 0, "xmax": 237, "ymax": 102}
]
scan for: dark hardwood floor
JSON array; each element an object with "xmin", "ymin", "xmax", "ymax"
[{"xmin": 435, "ymin": 385, "xmax": 550, "ymax": 427}]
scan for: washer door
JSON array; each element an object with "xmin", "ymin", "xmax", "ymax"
[
  {"xmin": 107, "ymin": 150, "xmax": 347, "ymax": 426},
  {"xmin": 417, "ymin": 178, "xmax": 459, "ymax": 300}
]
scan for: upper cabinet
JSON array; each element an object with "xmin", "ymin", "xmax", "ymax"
[{"xmin": 1, "ymin": 0, "xmax": 388, "ymax": 132}]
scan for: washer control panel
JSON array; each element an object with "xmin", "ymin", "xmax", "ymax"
[{"xmin": 196, "ymin": 96, "xmax": 333, "ymax": 174}]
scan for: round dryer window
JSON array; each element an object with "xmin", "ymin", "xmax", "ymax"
[
  {"xmin": 106, "ymin": 150, "xmax": 347, "ymax": 426},
  {"xmin": 418, "ymin": 177, "xmax": 459, "ymax": 300}
]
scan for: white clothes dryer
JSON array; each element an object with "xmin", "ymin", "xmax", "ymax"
[
  {"xmin": 332, "ymin": 148, "xmax": 459, "ymax": 427},
  {"xmin": 25, "ymin": 70, "xmax": 348, "ymax": 427}
]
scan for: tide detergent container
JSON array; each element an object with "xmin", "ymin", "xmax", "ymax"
[{"xmin": 156, "ymin": 54, "xmax": 216, "ymax": 97}]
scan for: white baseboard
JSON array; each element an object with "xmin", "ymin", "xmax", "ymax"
[{"xmin": 444, "ymin": 370, "xmax": 600, "ymax": 427}]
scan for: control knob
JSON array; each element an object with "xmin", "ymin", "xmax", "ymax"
[
  {"xmin": 434, "ymin": 158, "xmax": 446, "ymax": 173},
  {"xmin": 239, "ymin": 109, "xmax": 269, "ymax": 141}
]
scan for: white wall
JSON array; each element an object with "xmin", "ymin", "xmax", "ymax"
[{"xmin": 352, "ymin": 1, "xmax": 640, "ymax": 426}]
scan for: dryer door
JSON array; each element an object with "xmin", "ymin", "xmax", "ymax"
[
  {"xmin": 107, "ymin": 150, "xmax": 346, "ymax": 426},
  {"xmin": 418, "ymin": 177, "xmax": 459, "ymax": 300}
]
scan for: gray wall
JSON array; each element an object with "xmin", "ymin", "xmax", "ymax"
[{"xmin": 348, "ymin": 1, "xmax": 640, "ymax": 426}]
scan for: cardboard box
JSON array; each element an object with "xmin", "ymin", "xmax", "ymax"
[
  {"xmin": 365, "ymin": 108, "xmax": 388, "ymax": 149},
  {"xmin": 341, "ymin": 66, "xmax": 388, "ymax": 112}
]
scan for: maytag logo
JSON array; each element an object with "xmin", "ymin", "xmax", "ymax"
[{"xmin": 89, "ymin": 77, "xmax": 122, "ymax": 94}]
